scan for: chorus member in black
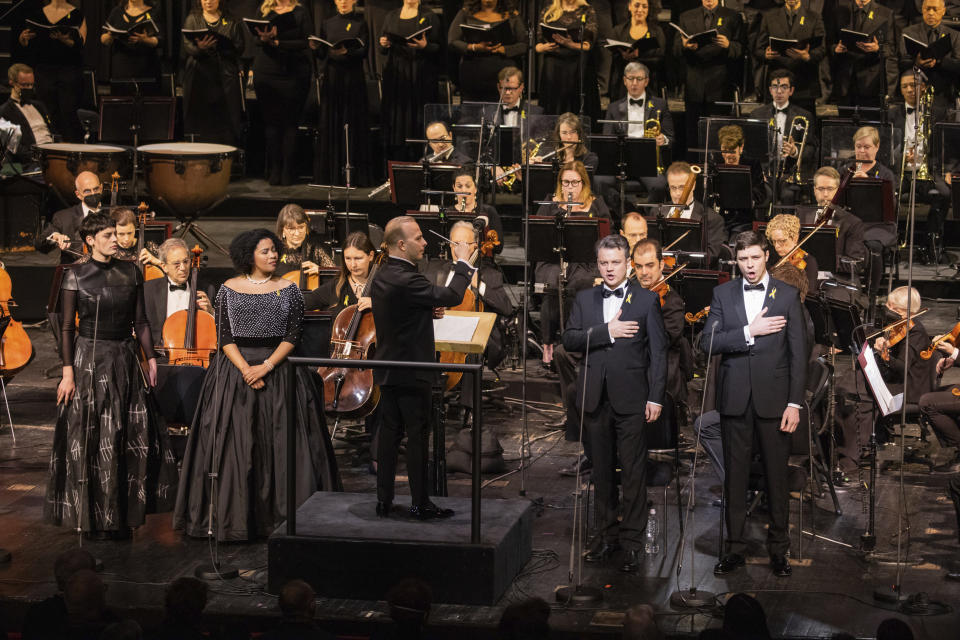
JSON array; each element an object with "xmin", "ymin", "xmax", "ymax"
[
  {"xmin": 370, "ymin": 216, "xmax": 475, "ymax": 519},
  {"xmin": 607, "ymin": 0, "xmax": 665, "ymax": 102},
  {"xmin": 535, "ymin": 0, "xmax": 599, "ymax": 120},
  {"xmin": 448, "ymin": 0, "xmax": 527, "ymax": 102},
  {"xmin": 379, "ymin": 0, "xmax": 442, "ymax": 160},
  {"xmin": 17, "ymin": 0, "xmax": 86, "ymax": 141},
  {"xmin": 181, "ymin": 0, "xmax": 245, "ymax": 146},
  {"xmin": 46, "ymin": 213, "xmax": 177, "ymax": 537},
  {"xmin": 274, "ymin": 204, "xmax": 335, "ymax": 281},
  {"xmin": 704, "ymin": 230, "xmax": 806, "ymax": 578},
  {"xmin": 663, "ymin": 161, "xmax": 728, "ymax": 265},
  {"xmin": 36, "ymin": 171, "xmax": 102, "ymax": 263},
  {"xmin": 143, "ymin": 238, "xmax": 213, "ymax": 340},
  {"xmin": 252, "ymin": 0, "xmax": 313, "ymax": 185},
  {"xmin": 532, "ymin": 112, "xmax": 598, "ymax": 171},
  {"xmin": 100, "ymin": 0, "xmax": 162, "ymax": 91},
  {"xmin": 311, "ymin": 0, "xmax": 371, "ymax": 186},
  {"xmin": 535, "ymin": 161, "xmax": 610, "ymax": 372},
  {"xmin": 303, "ymin": 231, "xmax": 376, "ymax": 314},
  {"xmin": 563, "ymin": 234, "xmax": 666, "ymax": 572},
  {"xmin": 672, "ymin": 0, "xmax": 744, "ymax": 147},
  {"xmin": 765, "ymin": 213, "xmax": 817, "ymax": 293},
  {"xmin": 897, "ymin": 0, "xmax": 960, "ymax": 107},
  {"xmin": 0, "ymin": 64, "xmax": 56, "ymax": 166},
  {"xmin": 828, "ymin": 0, "xmax": 896, "ymax": 108},
  {"xmin": 753, "ymin": 0, "xmax": 825, "ymax": 115},
  {"xmin": 450, "ymin": 168, "xmax": 504, "ymax": 260},
  {"xmin": 174, "ymin": 228, "xmax": 341, "ymax": 541},
  {"xmin": 632, "ymin": 238, "xmax": 689, "ymax": 404}
]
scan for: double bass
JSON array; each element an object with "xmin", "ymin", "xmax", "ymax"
[
  {"xmin": 160, "ymin": 246, "xmax": 217, "ymax": 367},
  {"xmin": 318, "ymin": 254, "xmax": 383, "ymax": 417},
  {"xmin": 0, "ymin": 264, "xmax": 33, "ymax": 379}
]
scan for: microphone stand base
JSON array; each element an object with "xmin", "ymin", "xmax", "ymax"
[
  {"xmin": 194, "ymin": 562, "xmax": 239, "ymax": 581},
  {"xmin": 555, "ymin": 584, "xmax": 604, "ymax": 606},
  {"xmin": 670, "ymin": 588, "xmax": 716, "ymax": 609}
]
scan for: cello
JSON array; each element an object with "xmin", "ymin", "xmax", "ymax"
[
  {"xmin": 318, "ymin": 253, "xmax": 383, "ymax": 417},
  {"xmin": 160, "ymin": 246, "xmax": 217, "ymax": 367},
  {"xmin": 0, "ymin": 263, "xmax": 33, "ymax": 379}
]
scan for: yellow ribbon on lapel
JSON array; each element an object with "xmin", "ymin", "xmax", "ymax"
[
  {"xmin": 626, "ymin": 293, "xmax": 632, "ymax": 304},
  {"xmin": 769, "ymin": 287, "xmax": 777, "ymax": 300}
]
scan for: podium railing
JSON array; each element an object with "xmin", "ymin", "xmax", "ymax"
[{"xmin": 286, "ymin": 357, "xmax": 484, "ymax": 543}]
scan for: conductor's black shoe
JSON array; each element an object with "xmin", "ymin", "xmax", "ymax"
[
  {"xmin": 559, "ymin": 454, "xmax": 592, "ymax": 477},
  {"xmin": 376, "ymin": 501, "xmax": 392, "ymax": 518},
  {"xmin": 620, "ymin": 549, "xmax": 643, "ymax": 573},
  {"xmin": 770, "ymin": 554, "xmax": 792, "ymax": 578},
  {"xmin": 584, "ymin": 541, "xmax": 620, "ymax": 563},
  {"xmin": 713, "ymin": 553, "xmax": 745, "ymax": 575},
  {"xmin": 410, "ymin": 502, "xmax": 454, "ymax": 520}
]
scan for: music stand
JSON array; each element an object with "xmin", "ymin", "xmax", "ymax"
[
  {"xmin": 99, "ymin": 95, "xmax": 175, "ymax": 200},
  {"xmin": 678, "ymin": 269, "xmax": 729, "ymax": 315},
  {"xmin": 333, "ymin": 212, "xmax": 369, "ymax": 243},
  {"xmin": 525, "ymin": 164, "xmax": 558, "ymax": 210},
  {"xmin": 408, "ymin": 212, "xmax": 445, "ymax": 259},
  {"xmin": 592, "ymin": 133, "xmax": 658, "ymax": 220},
  {"xmin": 715, "ymin": 165, "xmax": 753, "ymax": 211},
  {"xmin": 299, "ymin": 311, "xmax": 335, "ymax": 358},
  {"xmin": 840, "ymin": 178, "xmax": 895, "ymax": 224},
  {"xmin": 641, "ymin": 211, "xmax": 705, "ymax": 253},
  {"xmin": 388, "ymin": 162, "xmax": 460, "ymax": 209}
]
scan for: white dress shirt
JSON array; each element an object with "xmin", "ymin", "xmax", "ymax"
[
  {"xmin": 15, "ymin": 100, "xmax": 53, "ymax": 146},
  {"xmin": 772, "ymin": 101, "xmax": 789, "ymax": 149},
  {"xmin": 166, "ymin": 279, "xmax": 191, "ymax": 317},
  {"xmin": 626, "ymin": 93, "xmax": 646, "ymax": 138},
  {"xmin": 603, "ymin": 280, "xmax": 628, "ymax": 343},
  {"xmin": 677, "ymin": 203, "xmax": 695, "ymax": 219},
  {"xmin": 502, "ymin": 103, "xmax": 520, "ymax": 128}
]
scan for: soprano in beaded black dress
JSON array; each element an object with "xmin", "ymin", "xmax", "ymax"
[
  {"xmin": 45, "ymin": 256, "xmax": 178, "ymax": 534},
  {"xmin": 173, "ymin": 282, "xmax": 341, "ymax": 541}
]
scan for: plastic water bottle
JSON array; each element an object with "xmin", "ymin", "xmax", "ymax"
[{"xmin": 644, "ymin": 507, "xmax": 660, "ymax": 554}]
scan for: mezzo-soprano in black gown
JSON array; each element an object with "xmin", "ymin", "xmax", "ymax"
[
  {"xmin": 174, "ymin": 283, "xmax": 341, "ymax": 541},
  {"xmin": 46, "ymin": 258, "xmax": 177, "ymax": 533}
]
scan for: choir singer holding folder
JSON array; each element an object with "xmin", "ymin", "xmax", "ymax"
[{"xmin": 753, "ymin": 0, "xmax": 825, "ymax": 115}]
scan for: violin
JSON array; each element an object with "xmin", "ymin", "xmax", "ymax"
[
  {"xmin": 480, "ymin": 228, "xmax": 500, "ymax": 258},
  {"xmin": 136, "ymin": 203, "xmax": 164, "ymax": 281},
  {"xmin": 318, "ymin": 252, "xmax": 383, "ymax": 417},
  {"xmin": 646, "ymin": 264, "xmax": 688, "ymax": 306},
  {"xmin": 160, "ymin": 245, "xmax": 217, "ymax": 368},
  {"xmin": 685, "ymin": 305, "xmax": 710, "ymax": 324},
  {"xmin": 920, "ymin": 320, "xmax": 960, "ymax": 360},
  {"xmin": 867, "ymin": 308, "xmax": 929, "ymax": 361},
  {"xmin": 0, "ymin": 262, "xmax": 34, "ymax": 379},
  {"xmin": 784, "ymin": 247, "xmax": 807, "ymax": 271}
]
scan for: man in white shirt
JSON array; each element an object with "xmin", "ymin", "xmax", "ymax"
[
  {"xmin": 562, "ymin": 233, "xmax": 667, "ymax": 573},
  {"xmin": 663, "ymin": 161, "xmax": 727, "ymax": 264},
  {"xmin": 143, "ymin": 238, "xmax": 213, "ymax": 342},
  {"xmin": 704, "ymin": 230, "xmax": 806, "ymax": 578},
  {"xmin": 0, "ymin": 63, "xmax": 55, "ymax": 166}
]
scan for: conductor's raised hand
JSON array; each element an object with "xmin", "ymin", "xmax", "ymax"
[
  {"xmin": 608, "ymin": 309, "xmax": 639, "ymax": 339},
  {"xmin": 780, "ymin": 405, "xmax": 800, "ymax": 433},
  {"xmin": 749, "ymin": 307, "xmax": 786, "ymax": 337}
]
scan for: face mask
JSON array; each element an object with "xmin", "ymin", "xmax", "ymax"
[
  {"xmin": 18, "ymin": 88, "xmax": 35, "ymax": 103},
  {"xmin": 83, "ymin": 193, "xmax": 102, "ymax": 209}
]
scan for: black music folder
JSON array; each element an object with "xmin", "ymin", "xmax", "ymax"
[
  {"xmin": 539, "ymin": 22, "xmax": 584, "ymax": 42},
  {"xmin": 242, "ymin": 12, "xmax": 298, "ymax": 36},
  {"xmin": 669, "ymin": 23, "xmax": 718, "ymax": 47},
  {"xmin": 838, "ymin": 28, "xmax": 873, "ymax": 48},
  {"xmin": 24, "ymin": 18, "xmax": 80, "ymax": 38},
  {"xmin": 603, "ymin": 35, "xmax": 660, "ymax": 52},
  {"xmin": 460, "ymin": 21, "xmax": 513, "ymax": 44},
  {"xmin": 383, "ymin": 24, "xmax": 432, "ymax": 45},
  {"xmin": 308, "ymin": 35, "xmax": 365, "ymax": 50},
  {"xmin": 903, "ymin": 33, "xmax": 952, "ymax": 60},
  {"xmin": 102, "ymin": 17, "xmax": 159, "ymax": 37},
  {"xmin": 768, "ymin": 35, "xmax": 823, "ymax": 54},
  {"xmin": 182, "ymin": 27, "xmax": 235, "ymax": 48}
]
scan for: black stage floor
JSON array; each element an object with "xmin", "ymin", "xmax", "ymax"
[{"xmin": 0, "ymin": 323, "xmax": 959, "ymax": 640}]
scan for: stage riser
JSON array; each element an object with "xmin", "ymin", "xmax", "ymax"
[{"xmin": 267, "ymin": 493, "xmax": 533, "ymax": 605}]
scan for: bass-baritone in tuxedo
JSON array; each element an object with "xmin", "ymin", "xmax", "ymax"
[
  {"xmin": 562, "ymin": 233, "xmax": 667, "ymax": 573},
  {"xmin": 705, "ymin": 230, "xmax": 806, "ymax": 579}
]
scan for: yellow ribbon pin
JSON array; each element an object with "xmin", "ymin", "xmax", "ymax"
[
  {"xmin": 868, "ymin": 10, "xmax": 874, "ymax": 19},
  {"xmin": 717, "ymin": 17, "xmax": 722, "ymax": 26},
  {"xmin": 799, "ymin": 15, "xmax": 804, "ymax": 25},
  {"xmin": 419, "ymin": 16, "xmax": 425, "ymax": 24},
  {"xmin": 769, "ymin": 287, "xmax": 777, "ymax": 300},
  {"xmin": 347, "ymin": 22, "xmax": 352, "ymax": 31},
  {"xmin": 626, "ymin": 293, "xmax": 632, "ymax": 304}
]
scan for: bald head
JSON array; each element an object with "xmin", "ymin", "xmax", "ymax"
[
  {"xmin": 74, "ymin": 171, "xmax": 102, "ymax": 207},
  {"xmin": 620, "ymin": 213, "xmax": 648, "ymax": 251}
]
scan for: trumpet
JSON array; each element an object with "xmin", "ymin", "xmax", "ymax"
[
  {"xmin": 499, "ymin": 138, "xmax": 542, "ymax": 189},
  {"xmin": 644, "ymin": 110, "xmax": 663, "ymax": 174},
  {"xmin": 777, "ymin": 115, "xmax": 808, "ymax": 184}
]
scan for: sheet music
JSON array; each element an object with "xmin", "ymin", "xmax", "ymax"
[
  {"xmin": 857, "ymin": 343, "xmax": 903, "ymax": 417},
  {"xmin": 434, "ymin": 315, "xmax": 479, "ymax": 342}
]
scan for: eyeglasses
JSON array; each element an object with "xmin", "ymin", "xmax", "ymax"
[
  {"xmin": 500, "ymin": 85, "xmax": 521, "ymax": 92},
  {"xmin": 720, "ymin": 148, "xmax": 738, "ymax": 154},
  {"xmin": 561, "ymin": 179, "xmax": 583, "ymax": 187},
  {"xmin": 813, "ymin": 186, "xmax": 836, "ymax": 193},
  {"xmin": 624, "ymin": 76, "xmax": 647, "ymax": 83},
  {"xmin": 165, "ymin": 260, "xmax": 191, "ymax": 268},
  {"xmin": 769, "ymin": 83, "xmax": 792, "ymax": 91}
]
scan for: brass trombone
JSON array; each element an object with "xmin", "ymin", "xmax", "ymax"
[
  {"xmin": 777, "ymin": 115, "xmax": 808, "ymax": 184},
  {"xmin": 644, "ymin": 110, "xmax": 663, "ymax": 174},
  {"xmin": 898, "ymin": 85, "xmax": 934, "ymax": 187}
]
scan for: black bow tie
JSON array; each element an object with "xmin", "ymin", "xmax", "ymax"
[
  {"xmin": 629, "ymin": 98, "xmax": 644, "ymax": 107},
  {"xmin": 775, "ymin": 108, "xmax": 787, "ymax": 115},
  {"xmin": 602, "ymin": 287, "xmax": 625, "ymax": 298},
  {"xmin": 169, "ymin": 282, "xmax": 188, "ymax": 292},
  {"xmin": 906, "ymin": 107, "xmax": 915, "ymax": 115},
  {"xmin": 743, "ymin": 282, "xmax": 765, "ymax": 292},
  {"xmin": 504, "ymin": 106, "xmax": 519, "ymax": 113}
]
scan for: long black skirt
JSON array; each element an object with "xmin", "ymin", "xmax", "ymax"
[
  {"xmin": 173, "ymin": 346, "xmax": 341, "ymax": 541},
  {"xmin": 45, "ymin": 337, "xmax": 178, "ymax": 532}
]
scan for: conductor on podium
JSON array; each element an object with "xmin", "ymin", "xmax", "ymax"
[
  {"xmin": 705, "ymin": 230, "xmax": 806, "ymax": 578},
  {"xmin": 371, "ymin": 216, "xmax": 476, "ymax": 521},
  {"xmin": 562, "ymin": 234, "xmax": 667, "ymax": 573}
]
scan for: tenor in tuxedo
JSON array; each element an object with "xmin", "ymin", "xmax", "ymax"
[
  {"xmin": 371, "ymin": 216, "xmax": 476, "ymax": 520},
  {"xmin": 705, "ymin": 230, "xmax": 806, "ymax": 578},
  {"xmin": 562, "ymin": 234, "xmax": 667, "ymax": 572}
]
